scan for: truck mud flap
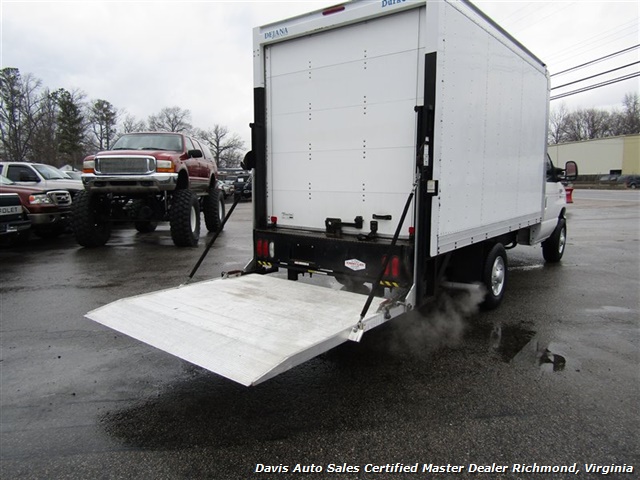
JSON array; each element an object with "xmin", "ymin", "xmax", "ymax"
[{"xmin": 86, "ymin": 274, "xmax": 404, "ymax": 386}]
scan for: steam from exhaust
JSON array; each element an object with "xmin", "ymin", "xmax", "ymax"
[{"xmin": 389, "ymin": 284, "xmax": 486, "ymax": 354}]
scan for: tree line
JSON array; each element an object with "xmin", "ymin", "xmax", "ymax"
[
  {"xmin": 2, "ymin": 67, "xmax": 638, "ymax": 167},
  {"xmin": 0, "ymin": 67, "xmax": 245, "ymax": 170},
  {"xmin": 548, "ymin": 92, "xmax": 640, "ymax": 145}
]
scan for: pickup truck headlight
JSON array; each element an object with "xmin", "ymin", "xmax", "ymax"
[
  {"xmin": 156, "ymin": 160, "xmax": 175, "ymax": 173},
  {"xmin": 83, "ymin": 160, "xmax": 95, "ymax": 173},
  {"xmin": 28, "ymin": 194, "xmax": 53, "ymax": 205}
]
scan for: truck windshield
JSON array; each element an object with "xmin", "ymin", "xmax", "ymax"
[
  {"xmin": 112, "ymin": 133, "xmax": 183, "ymax": 152},
  {"xmin": 33, "ymin": 164, "xmax": 67, "ymax": 180}
]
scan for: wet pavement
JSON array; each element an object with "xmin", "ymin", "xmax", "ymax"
[{"xmin": 1, "ymin": 191, "xmax": 638, "ymax": 479}]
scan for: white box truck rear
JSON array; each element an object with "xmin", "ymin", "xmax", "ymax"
[
  {"xmin": 246, "ymin": 0, "xmax": 575, "ymax": 306},
  {"xmin": 86, "ymin": 0, "xmax": 577, "ymax": 386}
]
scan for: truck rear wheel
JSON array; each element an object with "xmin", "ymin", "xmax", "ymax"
[
  {"xmin": 170, "ymin": 189, "xmax": 200, "ymax": 247},
  {"xmin": 542, "ymin": 217, "xmax": 566, "ymax": 263},
  {"xmin": 202, "ymin": 187, "xmax": 225, "ymax": 233},
  {"xmin": 72, "ymin": 191, "xmax": 112, "ymax": 247},
  {"xmin": 481, "ymin": 243, "xmax": 507, "ymax": 310}
]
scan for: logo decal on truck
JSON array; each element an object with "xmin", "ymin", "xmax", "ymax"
[
  {"xmin": 381, "ymin": 0, "xmax": 407, "ymax": 8},
  {"xmin": 264, "ymin": 27, "xmax": 289, "ymax": 41},
  {"xmin": 345, "ymin": 259, "xmax": 366, "ymax": 271}
]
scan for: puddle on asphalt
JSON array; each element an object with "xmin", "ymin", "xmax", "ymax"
[{"xmin": 481, "ymin": 323, "xmax": 567, "ymax": 372}]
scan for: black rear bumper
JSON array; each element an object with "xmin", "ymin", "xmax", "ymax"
[{"xmin": 253, "ymin": 228, "xmax": 413, "ymax": 287}]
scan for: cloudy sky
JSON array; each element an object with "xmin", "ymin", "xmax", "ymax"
[{"xmin": 1, "ymin": 0, "xmax": 638, "ymax": 148}]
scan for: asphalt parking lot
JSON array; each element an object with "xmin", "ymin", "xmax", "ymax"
[{"xmin": 1, "ymin": 190, "xmax": 638, "ymax": 479}]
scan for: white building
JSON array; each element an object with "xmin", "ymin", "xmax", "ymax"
[{"xmin": 548, "ymin": 134, "xmax": 640, "ymax": 176}]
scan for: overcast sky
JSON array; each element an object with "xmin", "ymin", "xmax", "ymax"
[{"xmin": 1, "ymin": 0, "xmax": 638, "ymax": 149}]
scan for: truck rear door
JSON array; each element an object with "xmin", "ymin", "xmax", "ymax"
[{"xmin": 264, "ymin": 6, "xmax": 425, "ymax": 238}]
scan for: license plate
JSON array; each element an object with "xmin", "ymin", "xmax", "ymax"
[{"xmin": 0, "ymin": 205, "xmax": 21, "ymax": 216}]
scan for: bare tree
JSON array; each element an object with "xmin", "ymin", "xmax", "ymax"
[
  {"xmin": 0, "ymin": 67, "xmax": 42, "ymax": 161},
  {"xmin": 620, "ymin": 92, "xmax": 640, "ymax": 134},
  {"xmin": 197, "ymin": 125, "xmax": 245, "ymax": 168},
  {"xmin": 548, "ymin": 103, "xmax": 570, "ymax": 144},
  {"xmin": 121, "ymin": 113, "xmax": 147, "ymax": 134},
  {"xmin": 30, "ymin": 88, "xmax": 60, "ymax": 163},
  {"xmin": 89, "ymin": 99, "xmax": 119, "ymax": 150},
  {"xmin": 147, "ymin": 106, "xmax": 192, "ymax": 133}
]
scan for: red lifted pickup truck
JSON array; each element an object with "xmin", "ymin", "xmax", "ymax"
[{"xmin": 76, "ymin": 132, "xmax": 225, "ymax": 247}]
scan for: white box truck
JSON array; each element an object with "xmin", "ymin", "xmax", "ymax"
[{"xmin": 87, "ymin": 0, "xmax": 577, "ymax": 386}]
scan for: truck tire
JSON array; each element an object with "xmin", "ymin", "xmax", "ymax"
[
  {"xmin": 542, "ymin": 217, "xmax": 566, "ymax": 263},
  {"xmin": 202, "ymin": 187, "xmax": 225, "ymax": 233},
  {"xmin": 72, "ymin": 191, "xmax": 112, "ymax": 247},
  {"xmin": 170, "ymin": 189, "xmax": 200, "ymax": 247},
  {"xmin": 481, "ymin": 243, "xmax": 507, "ymax": 310},
  {"xmin": 135, "ymin": 220, "xmax": 158, "ymax": 233},
  {"xmin": 130, "ymin": 200, "xmax": 158, "ymax": 233}
]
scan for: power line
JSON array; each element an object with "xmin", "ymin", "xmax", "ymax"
[
  {"xmin": 551, "ymin": 61, "xmax": 640, "ymax": 90},
  {"xmin": 551, "ymin": 45, "xmax": 640, "ymax": 77},
  {"xmin": 545, "ymin": 20, "xmax": 638, "ymax": 64},
  {"xmin": 550, "ymin": 72, "xmax": 640, "ymax": 101}
]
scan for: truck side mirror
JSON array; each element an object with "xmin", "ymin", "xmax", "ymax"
[
  {"xmin": 242, "ymin": 151, "xmax": 256, "ymax": 170},
  {"xmin": 564, "ymin": 161, "xmax": 578, "ymax": 181},
  {"xmin": 187, "ymin": 149, "xmax": 203, "ymax": 158}
]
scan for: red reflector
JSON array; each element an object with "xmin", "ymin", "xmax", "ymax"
[
  {"xmin": 408, "ymin": 226, "xmax": 415, "ymax": 236},
  {"xmin": 270, "ymin": 216, "xmax": 278, "ymax": 225},
  {"xmin": 257, "ymin": 239, "xmax": 264, "ymax": 258},
  {"xmin": 323, "ymin": 5, "xmax": 345, "ymax": 15},
  {"xmin": 391, "ymin": 256, "xmax": 400, "ymax": 278}
]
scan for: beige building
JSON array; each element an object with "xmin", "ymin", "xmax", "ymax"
[{"xmin": 548, "ymin": 134, "xmax": 640, "ymax": 176}]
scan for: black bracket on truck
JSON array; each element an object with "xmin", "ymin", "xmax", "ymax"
[{"xmin": 325, "ymin": 216, "xmax": 364, "ymax": 237}]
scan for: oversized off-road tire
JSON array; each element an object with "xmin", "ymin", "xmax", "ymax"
[
  {"xmin": 169, "ymin": 189, "xmax": 200, "ymax": 247},
  {"xmin": 202, "ymin": 186, "xmax": 225, "ymax": 233},
  {"xmin": 542, "ymin": 217, "xmax": 567, "ymax": 263},
  {"xmin": 481, "ymin": 243, "xmax": 507, "ymax": 310},
  {"xmin": 71, "ymin": 191, "xmax": 111, "ymax": 247}
]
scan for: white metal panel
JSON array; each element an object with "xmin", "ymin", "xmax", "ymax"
[
  {"xmin": 265, "ymin": 8, "xmax": 423, "ymax": 237},
  {"xmin": 86, "ymin": 275, "xmax": 391, "ymax": 387},
  {"xmin": 429, "ymin": 0, "xmax": 548, "ymax": 255}
]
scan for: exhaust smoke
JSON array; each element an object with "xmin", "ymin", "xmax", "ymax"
[{"xmin": 389, "ymin": 285, "xmax": 486, "ymax": 354}]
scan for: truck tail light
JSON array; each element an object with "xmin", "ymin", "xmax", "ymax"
[{"xmin": 256, "ymin": 238, "xmax": 275, "ymax": 259}]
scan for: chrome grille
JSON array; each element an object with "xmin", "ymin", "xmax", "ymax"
[
  {"xmin": 95, "ymin": 156, "xmax": 156, "ymax": 174},
  {"xmin": 48, "ymin": 190, "xmax": 72, "ymax": 206}
]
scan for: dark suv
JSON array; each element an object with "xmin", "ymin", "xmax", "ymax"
[{"xmin": 76, "ymin": 132, "xmax": 225, "ymax": 247}]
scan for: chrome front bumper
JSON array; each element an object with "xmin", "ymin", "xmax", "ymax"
[{"xmin": 82, "ymin": 173, "xmax": 178, "ymax": 193}]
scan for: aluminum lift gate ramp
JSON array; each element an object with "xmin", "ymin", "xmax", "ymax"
[{"xmin": 86, "ymin": 274, "xmax": 389, "ymax": 386}]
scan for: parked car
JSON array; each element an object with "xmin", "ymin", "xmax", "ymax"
[
  {"xmin": 62, "ymin": 170, "xmax": 82, "ymax": 180},
  {"xmin": 219, "ymin": 180, "xmax": 235, "ymax": 199},
  {"xmin": 619, "ymin": 175, "xmax": 640, "ymax": 189},
  {"xmin": 233, "ymin": 173, "xmax": 252, "ymax": 201},
  {"xmin": 0, "ymin": 186, "xmax": 31, "ymax": 245},
  {"xmin": 0, "ymin": 162, "xmax": 84, "ymax": 196},
  {"xmin": 0, "ymin": 175, "xmax": 72, "ymax": 238}
]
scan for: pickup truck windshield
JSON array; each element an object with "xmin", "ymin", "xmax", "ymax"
[
  {"xmin": 33, "ymin": 164, "xmax": 67, "ymax": 180},
  {"xmin": 112, "ymin": 133, "xmax": 183, "ymax": 152}
]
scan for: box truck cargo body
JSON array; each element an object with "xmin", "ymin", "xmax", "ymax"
[{"xmin": 86, "ymin": 0, "xmax": 577, "ymax": 386}]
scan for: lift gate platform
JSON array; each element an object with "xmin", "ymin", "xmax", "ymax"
[{"xmin": 86, "ymin": 274, "xmax": 404, "ymax": 386}]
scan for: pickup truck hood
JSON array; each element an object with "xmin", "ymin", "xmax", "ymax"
[{"xmin": 94, "ymin": 149, "xmax": 177, "ymax": 159}]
